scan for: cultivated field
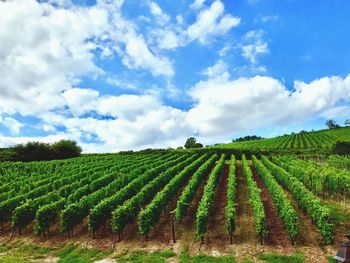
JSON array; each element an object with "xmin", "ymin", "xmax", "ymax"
[{"xmin": 0, "ymin": 128, "xmax": 350, "ymax": 262}]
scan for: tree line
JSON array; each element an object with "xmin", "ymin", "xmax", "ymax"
[{"xmin": 0, "ymin": 140, "xmax": 82, "ymax": 162}]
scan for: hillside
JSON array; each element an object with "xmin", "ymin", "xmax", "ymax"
[{"xmin": 217, "ymin": 127, "xmax": 350, "ymax": 153}]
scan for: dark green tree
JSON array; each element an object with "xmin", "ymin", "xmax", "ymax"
[
  {"xmin": 51, "ymin": 140, "xmax": 82, "ymax": 159},
  {"xmin": 345, "ymin": 119, "xmax": 350, "ymax": 127},
  {"xmin": 325, "ymin": 119, "xmax": 339, "ymax": 129},
  {"xmin": 184, "ymin": 137, "xmax": 199, "ymax": 149}
]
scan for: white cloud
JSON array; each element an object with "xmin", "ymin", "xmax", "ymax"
[
  {"xmin": 1, "ymin": 74, "xmax": 350, "ymax": 152},
  {"xmin": 322, "ymin": 106, "xmax": 350, "ymax": 119},
  {"xmin": 186, "ymin": 73, "xmax": 350, "ymax": 143},
  {"xmin": 241, "ymin": 30, "xmax": 268, "ymax": 64},
  {"xmin": 190, "ymin": 0, "xmax": 206, "ymax": 9},
  {"xmin": 261, "ymin": 15, "xmax": 279, "ymax": 23},
  {"xmin": 0, "ymin": 117, "xmax": 24, "ymax": 135},
  {"xmin": 106, "ymin": 77, "xmax": 141, "ymax": 91},
  {"xmin": 149, "ymin": 2, "xmax": 170, "ymax": 24},
  {"xmin": 187, "ymin": 0, "xmax": 240, "ymax": 44},
  {"xmin": 201, "ymin": 60, "xmax": 229, "ymax": 80},
  {"xmin": 146, "ymin": 0, "xmax": 240, "ymax": 51},
  {"xmin": 0, "ymin": 0, "xmax": 109, "ymax": 116}
]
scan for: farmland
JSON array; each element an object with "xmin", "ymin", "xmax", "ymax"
[{"xmin": 0, "ymin": 128, "xmax": 350, "ymax": 262}]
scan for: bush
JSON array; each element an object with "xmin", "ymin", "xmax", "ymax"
[
  {"xmin": 333, "ymin": 141, "xmax": 350, "ymax": 155},
  {"xmin": 12, "ymin": 140, "xmax": 81, "ymax": 162}
]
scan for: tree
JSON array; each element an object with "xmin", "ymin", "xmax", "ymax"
[
  {"xmin": 51, "ymin": 140, "xmax": 82, "ymax": 159},
  {"xmin": 12, "ymin": 140, "xmax": 81, "ymax": 162},
  {"xmin": 184, "ymin": 137, "xmax": 202, "ymax": 149},
  {"xmin": 194, "ymin": 143, "xmax": 203, "ymax": 148},
  {"xmin": 345, "ymin": 119, "xmax": 350, "ymax": 127},
  {"xmin": 326, "ymin": 119, "xmax": 339, "ymax": 129}
]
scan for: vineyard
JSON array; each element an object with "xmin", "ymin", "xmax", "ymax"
[
  {"xmin": 0, "ymin": 145, "xmax": 350, "ymax": 262},
  {"xmin": 220, "ymin": 126, "xmax": 350, "ymax": 152}
]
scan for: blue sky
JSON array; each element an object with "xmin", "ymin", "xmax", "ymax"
[{"xmin": 0, "ymin": 0, "xmax": 350, "ymax": 152}]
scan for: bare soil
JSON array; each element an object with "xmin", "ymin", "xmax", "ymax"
[
  {"xmin": 250, "ymin": 165, "xmax": 292, "ymax": 247},
  {"xmin": 282, "ymin": 186, "xmax": 329, "ymax": 262},
  {"xmin": 205, "ymin": 163, "xmax": 229, "ymax": 245},
  {"xmin": 233, "ymin": 161, "xmax": 256, "ymax": 244}
]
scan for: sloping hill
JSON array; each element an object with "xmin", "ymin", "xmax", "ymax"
[{"xmin": 218, "ymin": 127, "xmax": 350, "ymax": 152}]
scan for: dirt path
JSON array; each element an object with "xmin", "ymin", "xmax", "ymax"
[
  {"xmin": 250, "ymin": 165, "xmax": 292, "ymax": 247},
  {"xmin": 283, "ymin": 187, "xmax": 329, "ymax": 262},
  {"xmin": 234, "ymin": 161, "xmax": 256, "ymax": 244},
  {"xmin": 205, "ymin": 163, "xmax": 229, "ymax": 246}
]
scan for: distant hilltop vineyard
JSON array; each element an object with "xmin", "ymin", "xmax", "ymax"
[{"xmin": 216, "ymin": 126, "xmax": 350, "ymax": 153}]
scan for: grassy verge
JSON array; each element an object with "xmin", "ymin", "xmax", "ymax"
[{"xmin": 259, "ymin": 253, "xmax": 304, "ymax": 263}]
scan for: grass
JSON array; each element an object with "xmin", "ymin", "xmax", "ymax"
[
  {"xmin": 327, "ymin": 256, "xmax": 337, "ymax": 263},
  {"xmin": 0, "ymin": 242, "xmax": 314, "ymax": 263},
  {"xmin": 0, "ymin": 242, "xmax": 110, "ymax": 263},
  {"xmin": 179, "ymin": 248, "xmax": 236, "ymax": 263},
  {"xmin": 259, "ymin": 253, "xmax": 304, "ymax": 263},
  {"xmin": 0, "ymin": 241, "xmax": 53, "ymax": 263},
  {"xmin": 57, "ymin": 244, "xmax": 111, "ymax": 263},
  {"xmin": 116, "ymin": 249, "xmax": 176, "ymax": 263}
]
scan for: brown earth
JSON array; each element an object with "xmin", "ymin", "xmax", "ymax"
[
  {"xmin": 250, "ymin": 165, "xmax": 292, "ymax": 247},
  {"xmin": 205, "ymin": 163, "xmax": 229, "ymax": 246},
  {"xmin": 233, "ymin": 161, "xmax": 256, "ymax": 244}
]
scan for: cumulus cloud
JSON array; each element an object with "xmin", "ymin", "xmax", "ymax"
[
  {"xmin": 0, "ymin": 117, "xmax": 24, "ymax": 135},
  {"xmin": 0, "ymin": 0, "xmax": 108, "ymax": 115},
  {"xmin": 149, "ymin": 2, "xmax": 170, "ymax": 24},
  {"xmin": 1, "ymin": 73, "xmax": 350, "ymax": 151},
  {"xmin": 186, "ymin": 73, "xmax": 350, "ymax": 142},
  {"xmin": 241, "ymin": 30, "xmax": 268, "ymax": 64},
  {"xmin": 187, "ymin": 0, "xmax": 240, "ymax": 44},
  {"xmin": 148, "ymin": 0, "xmax": 240, "ymax": 50},
  {"xmin": 190, "ymin": 0, "xmax": 206, "ymax": 10}
]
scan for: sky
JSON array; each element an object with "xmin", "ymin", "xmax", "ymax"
[{"xmin": 0, "ymin": 0, "xmax": 350, "ymax": 152}]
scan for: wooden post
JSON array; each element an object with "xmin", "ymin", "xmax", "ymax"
[
  {"xmin": 170, "ymin": 213, "xmax": 176, "ymax": 243},
  {"xmin": 112, "ymin": 233, "xmax": 117, "ymax": 248}
]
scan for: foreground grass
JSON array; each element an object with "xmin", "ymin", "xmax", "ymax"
[
  {"xmin": 57, "ymin": 244, "xmax": 111, "ymax": 263},
  {"xmin": 0, "ymin": 241, "xmax": 53, "ymax": 263},
  {"xmin": 259, "ymin": 253, "xmax": 304, "ymax": 263},
  {"xmin": 1, "ymin": 241, "xmax": 335, "ymax": 263},
  {"xmin": 116, "ymin": 250, "xmax": 176, "ymax": 263},
  {"xmin": 0, "ymin": 242, "xmax": 109, "ymax": 263}
]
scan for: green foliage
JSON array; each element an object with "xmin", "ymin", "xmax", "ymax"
[
  {"xmin": 12, "ymin": 140, "xmax": 81, "ymax": 162},
  {"xmin": 326, "ymin": 119, "xmax": 340, "ymax": 129},
  {"xmin": 233, "ymin": 135, "xmax": 263, "ymax": 142},
  {"xmin": 252, "ymin": 155, "xmax": 298, "ymax": 241},
  {"xmin": 117, "ymin": 250, "xmax": 176, "ymax": 263},
  {"xmin": 262, "ymin": 156, "xmax": 335, "ymax": 244},
  {"xmin": 259, "ymin": 253, "xmax": 304, "ymax": 263},
  {"xmin": 57, "ymin": 245, "xmax": 109, "ymax": 263},
  {"xmin": 242, "ymin": 154, "xmax": 267, "ymax": 241},
  {"xmin": 179, "ymin": 249, "xmax": 236, "ymax": 263},
  {"xmin": 138, "ymin": 154, "xmax": 209, "ymax": 236},
  {"xmin": 184, "ymin": 137, "xmax": 203, "ymax": 149},
  {"xmin": 328, "ymin": 154, "xmax": 350, "ymax": 169},
  {"xmin": 273, "ymin": 155, "xmax": 350, "ymax": 198},
  {"xmin": 175, "ymin": 154, "xmax": 218, "ymax": 222},
  {"xmin": 195, "ymin": 154, "xmax": 225, "ymax": 239},
  {"xmin": 111, "ymin": 154, "xmax": 198, "ymax": 234},
  {"xmin": 225, "ymin": 154, "xmax": 236, "ymax": 236},
  {"xmin": 216, "ymin": 127, "xmax": 350, "ymax": 154},
  {"xmin": 88, "ymin": 154, "xmax": 187, "ymax": 234},
  {"xmin": 333, "ymin": 141, "xmax": 350, "ymax": 155}
]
